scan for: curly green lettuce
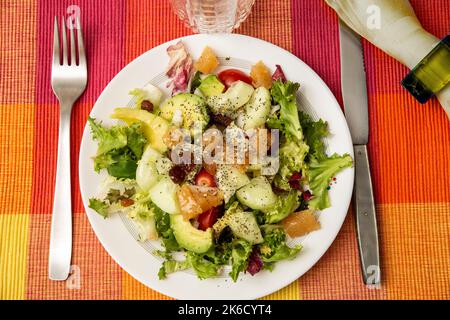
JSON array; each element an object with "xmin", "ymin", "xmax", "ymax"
[
  {"xmin": 158, "ymin": 251, "xmax": 221, "ymax": 280},
  {"xmin": 88, "ymin": 198, "xmax": 109, "ymax": 218},
  {"xmin": 268, "ymin": 81, "xmax": 310, "ymax": 190},
  {"xmin": 299, "ymin": 111, "xmax": 328, "ymax": 161},
  {"xmin": 259, "ymin": 226, "xmax": 301, "ymax": 269},
  {"xmin": 88, "ymin": 117, "xmax": 127, "ymax": 155},
  {"xmin": 188, "ymin": 252, "xmax": 221, "ymax": 280},
  {"xmin": 204, "ymin": 242, "xmax": 233, "ymax": 265},
  {"xmin": 88, "ymin": 117, "xmax": 147, "ymax": 179},
  {"xmin": 268, "ymin": 91, "xmax": 353, "ymax": 210},
  {"xmin": 158, "ymin": 259, "xmax": 190, "ymax": 280},
  {"xmin": 274, "ymin": 139, "xmax": 309, "ymax": 190},
  {"xmin": 307, "ymin": 153, "xmax": 353, "ymax": 210},
  {"xmin": 153, "ymin": 205, "xmax": 180, "ymax": 252},
  {"xmin": 268, "ymin": 80, "xmax": 303, "ymax": 141},
  {"xmin": 229, "ymin": 239, "xmax": 253, "ymax": 282}
]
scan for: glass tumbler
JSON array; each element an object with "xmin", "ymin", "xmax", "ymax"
[{"xmin": 170, "ymin": 0, "xmax": 256, "ymax": 33}]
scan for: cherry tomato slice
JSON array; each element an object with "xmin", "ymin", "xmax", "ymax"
[
  {"xmin": 218, "ymin": 69, "xmax": 253, "ymax": 89},
  {"xmin": 195, "ymin": 168, "xmax": 216, "ymax": 187},
  {"xmin": 198, "ymin": 207, "xmax": 220, "ymax": 231}
]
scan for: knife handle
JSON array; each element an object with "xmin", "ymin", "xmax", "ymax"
[{"xmin": 353, "ymin": 145, "xmax": 380, "ymax": 285}]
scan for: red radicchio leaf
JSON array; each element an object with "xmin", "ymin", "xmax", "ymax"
[
  {"xmin": 246, "ymin": 249, "xmax": 263, "ymax": 276},
  {"xmin": 272, "ymin": 64, "xmax": 287, "ymax": 82},
  {"xmin": 288, "ymin": 171, "xmax": 302, "ymax": 190},
  {"xmin": 165, "ymin": 41, "xmax": 193, "ymax": 95},
  {"xmin": 302, "ymin": 190, "xmax": 313, "ymax": 201}
]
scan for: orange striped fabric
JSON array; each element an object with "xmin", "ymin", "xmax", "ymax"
[{"xmin": 0, "ymin": 0, "xmax": 449, "ymax": 300}]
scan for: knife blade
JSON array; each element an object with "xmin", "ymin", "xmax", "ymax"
[{"xmin": 339, "ymin": 19, "xmax": 381, "ymax": 286}]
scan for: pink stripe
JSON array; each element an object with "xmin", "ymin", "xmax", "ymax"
[
  {"xmin": 291, "ymin": 0, "xmax": 343, "ymax": 107},
  {"xmin": 35, "ymin": 0, "xmax": 125, "ymax": 105}
]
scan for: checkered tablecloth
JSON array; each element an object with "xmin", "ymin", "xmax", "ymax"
[{"xmin": 1, "ymin": 0, "xmax": 449, "ymax": 300}]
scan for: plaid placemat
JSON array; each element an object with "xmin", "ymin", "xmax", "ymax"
[{"xmin": 1, "ymin": 0, "xmax": 449, "ymax": 300}]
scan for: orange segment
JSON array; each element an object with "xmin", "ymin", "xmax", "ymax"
[
  {"xmin": 177, "ymin": 184, "xmax": 203, "ymax": 220},
  {"xmin": 282, "ymin": 210, "xmax": 321, "ymax": 237},
  {"xmin": 188, "ymin": 185, "xmax": 224, "ymax": 212},
  {"xmin": 194, "ymin": 46, "xmax": 219, "ymax": 74},
  {"xmin": 250, "ymin": 60, "xmax": 273, "ymax": 89}
]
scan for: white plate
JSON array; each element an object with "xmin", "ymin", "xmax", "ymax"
[{"xmin": 79, "ymin": 34, "xmax": 354, "ymax": 300}]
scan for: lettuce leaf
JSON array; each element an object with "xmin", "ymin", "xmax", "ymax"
[
  {"xmin": 203, "ymin": 242, "xmax": 233, "ymax": 265},
  {"xmin": 88, "ymin": 117, "xmax": 147, "ymax": 179},
  {"xmin": 229, "ymin": 239, "xmax": 253, "ymax": 282},
  {"xmin": 274, "ymin": 139, "xmax": 309, "ymax": 190},
  {"xmin": 187, "ymin": 252, "xmax": 221, "ymax": 280},
  {"xmin": 88, "ymin": 198, "xmax": 109, "ymax": 218},
  {"xmin": 99, "ymin": 149, "xmax": 138, "ymax": 179},
  {"xmin": 158, "ymin": 251, "xmax": 222, "ymax": 280},
  {"xmin": 153, "ymin": 205, "xmax": 180, "ymax": 252},
  {"xmin": 269, "ymin": 80, "xmax": 302, "ymax": 142},
  {"xmin": 125, "ymin": 123, "xmax": 147, "ymax": 159},
  {"xmin": 307, "ymin": 153, "xmax": 353, "ymax": 210},
  {"xmin": 299, "ymin": 111, "xmax": 328, "ymax": 161},
  {"xmin": 267, "ymin": 81, "xmax": 310, "ymax": 190},
  {"xmin": 88, "ymin": 117, "xmax": 127, "ymax": 155},
  {"xmin": 158, "ymin": 259, "xmax": 190, "ymax": 280},
  {"xmin": 259, "ymin": 226, "xmax": 301, "ymax": 266}
]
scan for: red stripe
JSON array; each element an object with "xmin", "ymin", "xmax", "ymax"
[{"xmin": 32, "ymin": 0, "xmax": 126, "ymax": 214}]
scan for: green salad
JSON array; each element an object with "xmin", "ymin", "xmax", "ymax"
[{"xmin": 88, "ymin": 43, "xmax": 353, "ymax": 281}]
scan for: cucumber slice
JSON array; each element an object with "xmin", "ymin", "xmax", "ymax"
[
  {"xmin": 149, "ymin": 176, "xmax": 180, "ymax": 214},
  {"xmin": 235, "ymin": 87, "xmax": 271, "ymax": 130},
  {"xmin": 228, "ymin": 211, "xmax": 263, "ymax": 244},
  {"xmin": 206, "ymin": 81, "xmax": 254, "ymax": 117},
  {"xmin": 236, "ymin": 176, "xmax": 277, "ymax": 211},
  {"xmin": 215, "ymin": 165, "xmax": 251, "ymax": 203},
  {"xmin": 136, "ymin": 146, "xmax": 162, "ymax": 191}
]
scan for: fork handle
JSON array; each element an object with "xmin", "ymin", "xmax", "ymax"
[{"xmin": 49, "ymin": 105, "xmax": 73, "ymax": 280}]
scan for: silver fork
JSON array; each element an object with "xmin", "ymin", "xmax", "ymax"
[{"xmin": 49, "ymin": 16, "xmax": 87, "ymax": 280}]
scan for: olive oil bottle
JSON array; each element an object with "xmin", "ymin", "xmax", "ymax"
[{"xmin": 402, "ymin": 35, "xmax": 450, "ymax": 103}]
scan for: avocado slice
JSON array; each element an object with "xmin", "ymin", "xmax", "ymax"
[
  {"xmin": 171, "ymin": 214, "xmax": 213, "ymax": 254},
  {"xmin": 198, "ymin": 75, "xmax": 225, "ymax": 97},
  {"xmin": 160, "ymin": 93, "xmax": 209, "ymax": 131}
]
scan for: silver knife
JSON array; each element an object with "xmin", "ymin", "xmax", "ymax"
[{"xmin": 339, "ymin": 20, "xmax": 380, "ymax": 285}]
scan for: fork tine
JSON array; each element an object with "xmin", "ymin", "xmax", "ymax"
[
  {"xmin": 53, "ymin": 16, "xmax": 60, "ymax": 65},
  {"xmin": 69, "ymin": 18, "xmax": 76, "ymax": 65},
  {"xmin": 76, "ymin": 16, "xmax": 86, "ymax": 68},
  {"xmin": 61, "ymin": 16, "xmax": 68, "ymax": 65}
]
